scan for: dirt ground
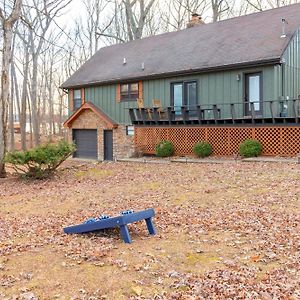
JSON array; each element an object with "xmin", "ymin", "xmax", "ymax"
[{"xmin": 0, "ymin": 161, "xmax": 299, "ymax": 299}]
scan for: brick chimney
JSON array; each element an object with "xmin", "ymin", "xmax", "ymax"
[{"xmin": 187, "ymin": 13, "xmax": 205, "ymax": 28}]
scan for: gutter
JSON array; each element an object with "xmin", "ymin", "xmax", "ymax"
[{"xmin": 60, "ymin": 58, "xmax": 281, "ymax": 89}]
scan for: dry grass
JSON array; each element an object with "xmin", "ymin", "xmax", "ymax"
[{"xmin": 0, "ymin": 161, "xmax": 299, "ymax": 299}]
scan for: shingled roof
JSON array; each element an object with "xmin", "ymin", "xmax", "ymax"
[{"xmin": 61, "ymin": 3, "xmax": 300, "ymax": 89}]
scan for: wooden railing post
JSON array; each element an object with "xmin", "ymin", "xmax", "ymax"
[
  {"xmin": 135, "ymin": 109, "xmax": 142, "ymax": 122},
  {"xmin": 250, "ymin": 102, "xmax": 255, "ymax": 124},
  {"xmin": 167, "ymin": 107, "xmax": 175, "ymax": 124},
  {"xmin": 140, "ymin": 108, "xmax": 148, "ymax": 125},
  {"xmin": 152, "ymin": 107, "xmax": 159, "ymax": 124},
  {"xmin": 269, "ymin": 101, "xmax": 275, "ymax": 124},
  {"xmin": 181, "ymin": 106, "xmax": 189, "ymax": 124},
  {"xmin": 196, "ymin": 105, "xmax": 202, "ymax": 124},
  {"xmin": 293, "ymin": 99, "xmax": 299, "ymax": 123},
  {"xmin": 213, "ymin": 105, "xmax": 219, "ymax": 124},
  {"xmin": 129, "ymin": 108, "xmax": 136, "ymax": 124},
  {"xmin": 230, "ymin": 104, "xmax": 236, "ymax": 124}
]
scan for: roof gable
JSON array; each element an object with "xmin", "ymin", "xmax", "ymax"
[
  {"xmin": 64, "ymin": 102, "xmax": 118, "ymax": 129},
  {"xmin": 62, "ymin": 3, "xmax": 300, "ymax": 88}
]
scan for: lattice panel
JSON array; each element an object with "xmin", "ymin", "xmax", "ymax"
[
  {"xmin": 206, "ymin": 128, "xmax": 230, "ymax": 155},
  {"xmin": 134, "ymin": 127, "xmax": 155, "ymax": 153},
  {"xmin": 134, "ymin": 126, "xmax": 300, "ymax": 157},
  {"xmin": 255, "ymin": 127, "xmax": 281, "ymax": 156},
  {"xmin": 185, "ymin": 128, "xmax": 206, "ymax": 154},
  {"xmin": 228, "ymin": 128, "xmax": 253, "ymax": 154},
  {"xmin": 169, "ymin": 128, "xmax": 187, "ymax": 155},
  {"xmin": 281, "ymin": 127, "xmax": 300, "ymax": 156}
]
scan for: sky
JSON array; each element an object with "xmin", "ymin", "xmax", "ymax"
[{"xmin": 57, "ymin": 0, "xmax": 246, "ymax": 30}]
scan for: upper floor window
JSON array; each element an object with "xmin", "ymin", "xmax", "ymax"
[
  {"xmin": 121, "ymin": 83, "xmax": 139, "ymax": 101},
  {"xmin": 73, "ymin": 89, "xmax": 82, "ymax": 110}
]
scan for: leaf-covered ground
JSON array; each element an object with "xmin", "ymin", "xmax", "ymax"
[{"xmin": 0, "ymin": 161, "xmax": 299, "ymax": 299}]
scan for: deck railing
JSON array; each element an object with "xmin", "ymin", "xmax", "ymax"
[{"xmin": 129, "ymin": 99, "xmax": 300, "ymax": 126}]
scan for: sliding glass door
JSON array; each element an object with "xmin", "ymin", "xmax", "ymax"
[
  {"xmin": 171, "ymin": 81, "xmax": 197, "ymax": 115},
  {"xmin": 172, "ymin": 83, "xmax": 184, "ymax": 114}
]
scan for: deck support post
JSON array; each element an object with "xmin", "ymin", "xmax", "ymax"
[
  {"xmin": 145, "ymin": 218, "xmax": 156, "ymax": 235},
  {"xmin": 120, "ymin": 225, "xmax": 132, "ymax": 243}
]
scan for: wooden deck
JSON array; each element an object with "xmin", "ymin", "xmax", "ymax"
[{"xmin": 129, "ymin": 100, "xmax": 300, "ymax": 127}]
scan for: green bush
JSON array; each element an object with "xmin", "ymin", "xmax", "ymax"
[
  {"xmin": 239, "ymin": 139, "xmax": 262, "ymax": 158},
  {"xmin": 5, "ymin": 140, "xmax": 76, "ymax": 179},
  {"xmin": 193, "ymin": 141, "xmax": 213, "ymax": 158},
  {"xmin": 155, "ymin": 140, "xmax": 174, "ymax": 157}
]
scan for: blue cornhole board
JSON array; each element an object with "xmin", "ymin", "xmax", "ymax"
[{"xmin": 64, "ymin": 208, "xmax": 156, "ymax": 244}]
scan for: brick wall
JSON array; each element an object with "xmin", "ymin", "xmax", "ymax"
[{"xmin": 67, "ymin": 109, "xmax": 135, "ymax": 160}]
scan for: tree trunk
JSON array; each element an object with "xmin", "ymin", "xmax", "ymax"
[
  {"xmin": 20, "ymin": 46, "xmax": 29, "ymax": 150},
  {"xmin": 0, "ymin": 0, "xmax": 22, "ymax": 176},
  {"xmin": 30, "ymin": 54, "xmax": 40, "ymax": 146},
  {"xmin": 0, "ymin": 23, "xmax": 14, "ymax": 177},
  {"xmin": 9, "ymin": 66, "xmax": 15, "ymax": 151}
]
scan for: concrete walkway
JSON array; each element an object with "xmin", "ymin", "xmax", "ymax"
[
  {"xmin": 117, "ymin": 156, "xmax": 299, "ymax": 164},
  {"xmin": 242, "ymin": 157, "xmax": 298, "ymax": 163}
]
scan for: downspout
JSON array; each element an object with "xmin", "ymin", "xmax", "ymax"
[{"xmin": 281, "ymin": 61, "xmax": 285, "ymax": 98}]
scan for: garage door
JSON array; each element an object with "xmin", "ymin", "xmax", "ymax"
[{"xmin": 73, "ymin": 129, "xmax": 98, "ymax": 159}]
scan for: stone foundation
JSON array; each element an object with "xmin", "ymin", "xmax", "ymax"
[{"xmin": 67, "ymin": 109, "xmax": 135, "ymax": 160}]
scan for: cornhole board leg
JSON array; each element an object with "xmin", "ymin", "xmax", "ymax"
[
  {"xmin": 120, "ymin": 225, "xmax": 132, "ymax": 244},
  {"xmin": 145, "ymin": 217, "xmax": 156, "ymax": 235}
]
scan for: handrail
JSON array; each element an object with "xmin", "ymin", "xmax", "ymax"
[
  {"xmin": 126, "ymin": 98, "xmax": 300, "ymax": 110},
  {"xmin": 128, "ymin": 98, "xmax": 300, "ymax": 125}
]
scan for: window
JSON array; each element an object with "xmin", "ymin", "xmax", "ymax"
[
  {"xmin": 73, "ymin": 89, "xmax": 82, "ymax": 110},
  {"xmin": 121, "ymin": 83, "xmax": 139, "ymax": 101},
  {"xmin": 171, "ymin": 81, "xmax": 197, "ymax": 114},
  {"xmin": 126, "ymin": 126, "xmax": 135, "ymax": 136}
]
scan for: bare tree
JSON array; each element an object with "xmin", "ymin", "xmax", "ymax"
[
  {"xmin": 122, "ymin": 0, "xmax": 157, "ymax": 40},
  {"xmin": 0, "ymin": 0, "xmax": 22, "ymax": 177},
  {"xmin": 21, "ymin": 0, "xmax": 71, "ymax": 147},
  {"xmin": 211, "ymin": 0, "xmax": 232, "ymax": 22},
  {"xmin": 81, "ymin": 0, "xmax": 110, "ymax": 57},
  {"xmin": 245, "ymin": 0, "xmax": 300, "ymax": 11}
]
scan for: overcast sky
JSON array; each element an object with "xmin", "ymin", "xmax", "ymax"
[{"xmin": 57, "ymin": 0, "xmax": 246, "ymax": 30}]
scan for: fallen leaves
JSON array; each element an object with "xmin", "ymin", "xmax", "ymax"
[{"xmin": 0, "ymin": 161, "xmax": 299, "ymax": 299}]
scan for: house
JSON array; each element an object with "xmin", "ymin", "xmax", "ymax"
[{"xmin": 62, "ymin": 4, "xmax": 300, "ymax": 160}]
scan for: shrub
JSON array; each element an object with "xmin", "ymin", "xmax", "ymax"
[
  {"xmin": 155, "ymin": 140, "xmax": 174, "ymax": 157},
  {"xmin": 239, "ymin": 139, "xmax": 262, "ymax": 158},
  {"xmin": 193, "ymin": 141, "xmax": 213, "ymax": 158},
  {"xmin": 5, "ymin": 140, "xmax": 76, "ymax": 179}
]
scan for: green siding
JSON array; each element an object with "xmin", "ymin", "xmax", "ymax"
[
  {"xmin": 84, "ymin": 84, "xmax": 137, "ymax": 124},
  {"xmin": 282, "ymin": 27, "xmax": 300, "ymax": 100},
  {"xmin": 79, "ymin": 65, "xmax": 277, "ymax": 124},
  {"xmin": 143, "ymin": 66, "xmax": 275, "ymax": 120}
]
